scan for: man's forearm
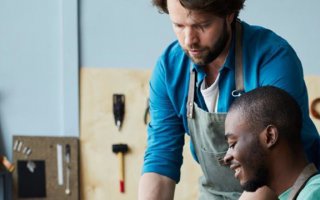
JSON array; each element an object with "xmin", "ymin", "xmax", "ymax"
[{"xmin": 139, "ymin": 172, "xmax": 176, "ymax": 200}]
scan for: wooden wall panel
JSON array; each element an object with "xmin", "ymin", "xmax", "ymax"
[{"xmin": 80, "ymin": 68, "xmax": 201, "ymax": 200}]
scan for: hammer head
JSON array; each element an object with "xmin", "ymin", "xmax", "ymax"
[{"xmin": 112, "ymin": 144, "xmax": 128, "ymax": 154}]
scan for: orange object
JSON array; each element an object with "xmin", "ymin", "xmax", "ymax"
[{"xmin": 1, "ymin": 156, "xmax": 15, "ymax": 173}]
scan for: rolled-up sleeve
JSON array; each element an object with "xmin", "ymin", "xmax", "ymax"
[{"xmin": 142, "ymin": 58, "xmax": 186, "ymax": 183}]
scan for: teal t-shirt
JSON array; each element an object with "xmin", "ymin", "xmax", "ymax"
[{"xmin": 279, "ymin": 174, "xmax": 320, "ymax": 200}]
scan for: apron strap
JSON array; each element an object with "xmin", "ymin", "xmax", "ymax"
[
  {"xmin": 187, "ymin": 20, "xmax": 244, "ymax": 118},
  {"xmin": 232, "ymin": 20, "xmax": 244, "ymax": 97},
  {"xmin": 288, "ymin": 163, "xmax": 318, "ymax": 200},
  {"xmin": 187, "ymin": 65, "xmax": 196, "ymax": 119}
]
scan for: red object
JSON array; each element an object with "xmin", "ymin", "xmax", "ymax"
[{"xmin": 120, "ymin": 180, "xmax": 125, "ymax": 193}]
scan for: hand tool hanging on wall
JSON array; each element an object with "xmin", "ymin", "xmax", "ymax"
[
  {"xmin": 56, "ymin": 144, "xmax": 64, "ymax": 186},
  {"xmin": 13, "ymin": 140, "xmax": 35, "ymax": 173},
  {"xmin": 112, "ymin": 144, "xmax": 129, "ymax": 193},
  {"xmin": 113, "ymin": 94, "xmax": 125, "ymax": 131},
  {"xmin": 65, "ymin": 144, "xmax": 71, "ymax": 195}
]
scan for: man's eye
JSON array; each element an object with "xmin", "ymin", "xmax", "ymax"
[
  {"xmin": 174, "ymin": 24, "xmax": 183, "ymax": 29},
  {"xmin": 228, "ymin": 143, "xmax": 236, "ymax": 149},
  {"xmin": 200, "ymin": 23, "xmax": 210, "ymax": 28}
]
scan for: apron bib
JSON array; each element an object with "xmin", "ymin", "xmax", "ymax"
[{"xmin": 186, "ymin": 21, "xmax": 244, "ymax": 200}]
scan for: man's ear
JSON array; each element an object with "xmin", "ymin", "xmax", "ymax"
[
  {"xmin": 226, "ymin": 13, "xmax": 235, "ymax": 25},
  {"xmin": 262, "ymin": 125, "xmax": 279, "ymax": 148}
]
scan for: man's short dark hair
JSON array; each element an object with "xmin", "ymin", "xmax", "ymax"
[
  {"xmin": 152, "ymin": 0, "xmax": 245, "ymax": 18},
  {"xmin": 229, "ymin": 86, "xmax": 303, "ymax": 151}
]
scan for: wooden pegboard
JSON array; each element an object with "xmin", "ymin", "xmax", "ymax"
[{"xmin": 12, "ymin": 136, "xmax": 79, "ymax": 200}]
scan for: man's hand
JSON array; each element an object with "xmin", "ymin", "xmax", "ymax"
[{"xmin": 239, "ymin": 186, "xmax": 278, "ymax": 200}]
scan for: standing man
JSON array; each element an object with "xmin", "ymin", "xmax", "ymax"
[
  {"xmin": 139, "ymin": 0, "xmax": 320, "ymax": 199},
  {"xmin": 224, "ymin": 86, "xmax": 320, "ymax": 200}
]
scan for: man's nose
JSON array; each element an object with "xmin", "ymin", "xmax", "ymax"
[
  {"xmin": 184, "ymin": 28, "xmax": 198, "ymax": 47},
  {"xmin": 223, "ymin": 151, "xmax": 233, "ymax": 166}
]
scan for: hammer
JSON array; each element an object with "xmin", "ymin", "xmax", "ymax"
[{"xmin": 112, "ymin": 144, "xmax": 129, "ymax": 193}]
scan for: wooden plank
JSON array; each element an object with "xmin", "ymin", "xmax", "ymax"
[{"xmin": 80, "ymin": 68, "xmax": 201, "ymax": 200}]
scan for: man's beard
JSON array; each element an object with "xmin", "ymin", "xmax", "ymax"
[
  {"xmin": 241, "ymin": 166, "xmax": 268, "ymax": 192},
  {"xmin": 185, "ymin": 20, "xmax": 229, "ymax": 66},
  {"xmin": 241, "ymin": 139, "xmax": 269, "ymax": 192}
]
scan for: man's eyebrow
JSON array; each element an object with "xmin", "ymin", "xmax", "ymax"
[
  {"xmin": 193, "ymin": 19, "xmax": 212, "ymax": 25},
  {"xmin": 224, "ymin": 133, "xmax": 233, "ymax": 140}
]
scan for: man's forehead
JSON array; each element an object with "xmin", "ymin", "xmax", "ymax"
[
  {"xmin": 225, "ymin": 110, "xmax": 247, "ymax": 135},
  {"xmin": 226, "ymin": 109, "xmax": 242, "ymax": 124}
]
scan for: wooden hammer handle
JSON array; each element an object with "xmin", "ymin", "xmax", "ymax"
[{"xmin": 118, "ymin": 153, "xmax": 125, "ymax": 193}]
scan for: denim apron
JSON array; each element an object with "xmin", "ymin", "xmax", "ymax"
[{"xmin": 186, "ymin": 21, "xmax": 244, "ymax": 200}]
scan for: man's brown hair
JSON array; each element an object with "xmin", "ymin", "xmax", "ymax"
[{"xmin": 152, "ymin": 0, "xmax": 245, "ymax": 19}]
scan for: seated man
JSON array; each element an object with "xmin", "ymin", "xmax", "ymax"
[{"xmin": 223, "ymin": 86, "xmax": 320, "ymax": 200}]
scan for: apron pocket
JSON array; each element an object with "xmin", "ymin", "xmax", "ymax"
[{"xmin": 199, "ymin": 148, "xmax": 242, "ymax": 192}]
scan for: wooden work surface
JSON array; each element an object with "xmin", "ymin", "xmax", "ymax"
[{"xmin": 80, "ymin": 67, "xmax": 320, "ymax": 200}]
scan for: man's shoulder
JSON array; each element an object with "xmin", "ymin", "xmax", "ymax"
[
  {"xmin": 305, "ymin": 173, "xmax": 320, "ymax": 186},
  {"xmin": 156, "ymin": 40, "xmax": 189, "ymax": 72},
  {"xmin": 297, "ymin": 174, "xmax": 320, "ymax": 199},
  {"xmin": 241, "ymin": 21, "xmax": 290, "ymax": 48}
]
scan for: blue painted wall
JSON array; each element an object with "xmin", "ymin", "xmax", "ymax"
[
  {"xmin": 0, "ymin": 0, "xmax": 79, "ymax": 198},
  {"xmin": 80, "ymin": 0, "xmax": 320, "ymax": 74},
  {"xmin": 0, "ymin": 0, "xmax": 79, "ymax": 155}
]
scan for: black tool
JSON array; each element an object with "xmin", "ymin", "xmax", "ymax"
[
  {"xmin": 65, "ymin": 144, "xmax": 71, "ymax": 195},
  {"xmin": 113, "ymin": 94, "xmax": 125, "ymax": 131}
]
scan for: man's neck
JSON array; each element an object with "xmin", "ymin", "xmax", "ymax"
[{"xmin": 268, "ymin": 150, "xmax": 308, "ymax": 196}]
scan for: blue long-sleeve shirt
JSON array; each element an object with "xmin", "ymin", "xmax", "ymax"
[{"xmin": 142, "ymin": 21, "xmax": 320, "ymax": 183}]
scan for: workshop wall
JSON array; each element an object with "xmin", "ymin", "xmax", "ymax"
[
  {"xmin": 0, "ymin": 0, "xmax": 319, "ymax": 199},
  {"xmin": 0, "ymin": 0, "xmax": 79, "ymax": 198},
  {"xmin": 80, "ymin": 68, "xmax": 202, "ymax": 199},
  {"xmin": 80, "ymin": 0, "xmax": 320, "ymax": 75}
]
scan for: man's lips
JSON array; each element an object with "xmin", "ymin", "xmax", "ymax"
[
  {"xmin": 188, "ymin": 49, "xmax": 203, "ymax": 56},
  {"xmin": 230, "ymin": 164, "xmax": 241, "ymax": 179}
]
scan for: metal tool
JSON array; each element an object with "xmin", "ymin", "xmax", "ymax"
[
  {"xmin": 65, "ymin": 144, "xmax": 71, "ymax": 195},
  {"xmin": 26, "ymin": 160, "xmax": 36, "ymax": 173},
  {"xmin": 113, "ymin": 94, "xmax": 125, "ymax": 131},
  {"xmin": 65, "ymin": 166, "xmax": 71, "ymax": 195},
  {"xmin": 57, "ymin": 144, "xmax": 64, "ymax": 185},
  {"xmin": 112, "ymin": 144, "xmax": 129, "ymax": 193}
]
